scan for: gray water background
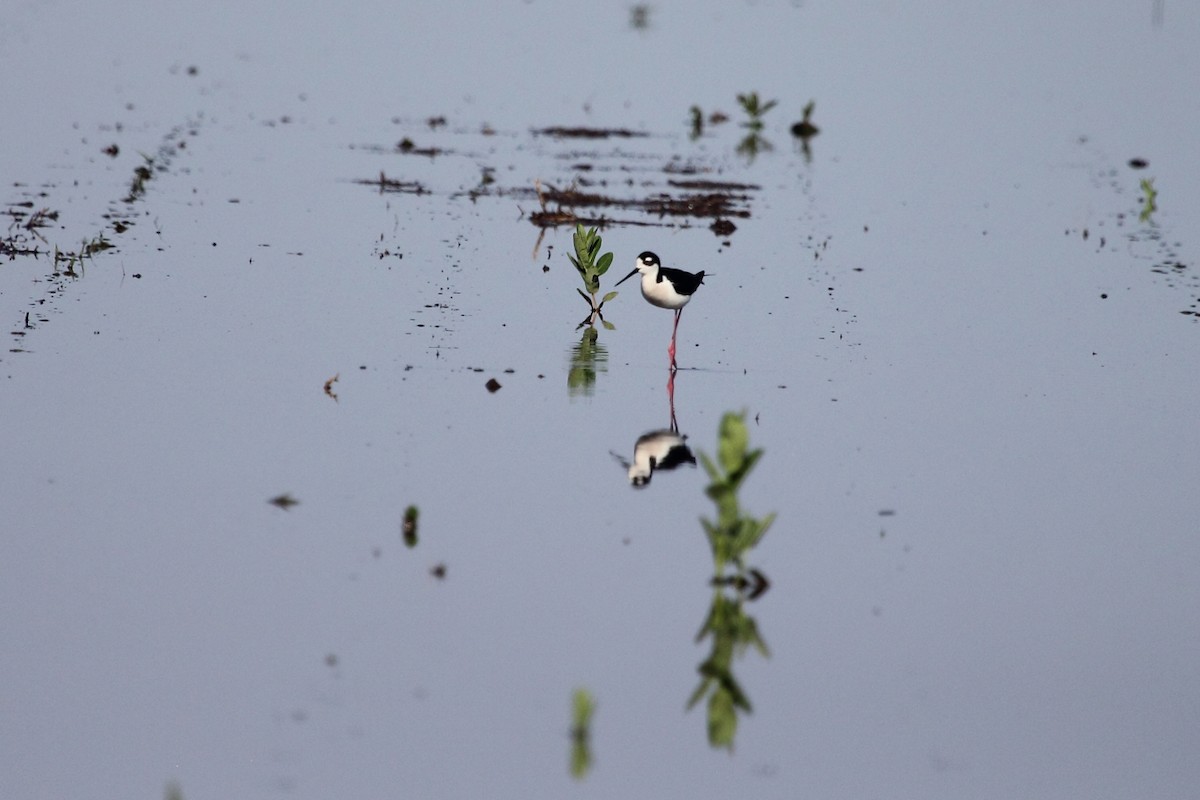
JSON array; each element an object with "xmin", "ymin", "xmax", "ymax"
[{"xmin": 2, "ymin": 1, "xmax": 1199, "ymax": 798}]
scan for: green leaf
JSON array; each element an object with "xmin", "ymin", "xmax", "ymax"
[
  {"xmin": 686, "ymin": 676, "xmax": 711, "ymax": 710},
  {"xmin": 596, "ymin": 251, "xmax": 613, "ymax": 274},
  {"xmin": 601, "ymin": 290, "xmax": 618, "ymax": 304},
  {"xmin": 601, "ymin": 319, "xmax": 615, "ymax": 331},
  {"xmin": 745, "ymin": 616, "xmax": 770, "ymax": 658},
  {"xmin": 755, "ymin": 511, "xmax": 776, "ymax": 541},
  {"xmin": 707, "ymin": 687, "xmax": 737, "ymax": 749},
  {"xmin": 572, "ymin": 688, "xmax": 595, "ymax": 727},
  {"xmin": 402, "ymin": 505, "xmax": 419, "ymax": 547}
]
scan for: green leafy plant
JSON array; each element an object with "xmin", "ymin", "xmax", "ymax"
[
  {"xmin": 699, "ymin": 412, "xmax": 776, "ymax": 574},
  {"xmin": 688, "ymin": 411, "xmax": 775, "ymax": 750},
  {"xmin": 402, "ymin": 505, "xmax": 419, "ymax": 548},
  {"xmin": 736, "ymin": 92, "xmax": 778, "ymax": 133},
  {"xmin": 564, "ymin": 221, "xmax": 614, "ymax": 328},
  {"xmin": 790, "ymin": 100, "xmax": 820, "ymax": 139},
  {"xmin": 734, "ymin": 92, "xmax": 777, "ymax": 161},
  {"xmin": 688, "ymin": 592, "xmax": 769, "ymax": 749},
  {"xmin": 51, "ymin": 231, "xmax": 114, "ymax": 277},
  {"xmin": 569, "ymin": 224, "xmax": 617, "ymax": 323},
  {"xmin": 569, "ymin": 688, "xmax": 595, "ymax": 779},
  {"xmin": 1139, "ymin": 177, "xmax": 1158, "ymax": 223},
  {"xmin": 688, "ymin": 105, "xmax": 705, "ymax": 140}
]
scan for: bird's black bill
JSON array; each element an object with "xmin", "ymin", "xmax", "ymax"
[{"xmin": 615, "ymin": 267, "xmax": 639, "ymax": 286}]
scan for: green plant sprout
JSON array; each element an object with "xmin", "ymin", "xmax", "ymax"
[
  {"xmin": 1139, "ymin": 177, "xmax": 1158, "ymax": 223},
  {"xmin": 735, "ymin": 92, "xmax": 777, "ymax": 161},
  {"xmin": 688, "ymin": 105, "xmax": 704, "ymax": 140},
  {"xmin": 51, "ymin": 231, "xmax": 114, "ymax": 277},
  {"xmin": 569, "ymin": 223, "xmax": 618, "ymax": 329},
  {"xmin": 790, "ymin": 100, "xmax": 820, "ymax": 139},
  {"xmin": 736, "ymin": 92, "xmax": 778, "ymax": 133},
  {"xmin": 82, "ymin": 231, "xmax": 114, "ymax": 257},
  {"xmin": 569, "ymin": 688, "xmax": 595, "ymax": 780},
  {"xmin": 402, "ymin": 505, "xmax": 419, "ymax": 548},
  {"xmin": 688, "ymin": 411, "xmax": 775, "ymax": 750}
]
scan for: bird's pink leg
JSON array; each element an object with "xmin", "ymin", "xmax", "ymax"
[{"xmin": 668, "ymin": 309, "xmax": 682, "ymax": 368}]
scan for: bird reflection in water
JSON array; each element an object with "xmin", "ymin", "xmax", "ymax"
[{"xmin": 611, "ymin": 370, "xmax": 695, "ymax": 487}]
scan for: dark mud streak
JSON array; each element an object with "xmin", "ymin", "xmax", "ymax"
[
  {"xmin": 355, "ymin": 173, "xmax": 429, "ymax": 195},
  {"xmin": 533, "ymin": 127, "xmax": 650, "ymax": 139},
  {"xmin": 3, "ymin": 119, "xmax": 201, "ymax": 354},
  {"xmin": 353, "ymin": 120, "xmax": 762, "ymax": 235}
]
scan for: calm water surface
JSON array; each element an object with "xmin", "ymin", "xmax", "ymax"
[{"xmin": 3, "ymin": 2, "xmax": 1199, "ymax": 798}]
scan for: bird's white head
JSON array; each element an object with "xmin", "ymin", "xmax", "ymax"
[{"xmin": 616, "ymin": 251, "xmax": 660, "ymax": 286}]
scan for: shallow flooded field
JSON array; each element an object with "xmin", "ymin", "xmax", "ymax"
[{"xmin": 3, "ymin": 2, "xmax": 1199, "ymax": 798}]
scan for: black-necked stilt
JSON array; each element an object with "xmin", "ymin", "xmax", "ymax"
[
  {"xmin": 611, "ymin": 429, "xmax": 697, "ymax": 487},
  {"xmin": 615, "ymin": 251, "xmax": 706, "ymax": 368}
]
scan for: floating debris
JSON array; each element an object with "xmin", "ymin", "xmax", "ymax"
[{"xmin": 268, "ymin": 493, "xmax": 299, "ymax": 510}]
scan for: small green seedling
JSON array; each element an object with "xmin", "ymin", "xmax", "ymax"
[
  {"xmin": 736, "ymin": 92, "xmax": 778, "ymax": 133},
  {"xmin": 1139, "ymin": 177, "xmax": 1158, "ymax": 223},
  {"xmin": 402, "ymin": 505, "xmax": 419, "ymax": 547},
  {"xmin": 569, "ymin": 688, "xmax": 595, "ymax": 779},
  {"xmin": 699, "ymin": 412, "xmax": 776, "ymax": 574},
  {"xmin": 569, "ymin": 224, "xmax": 617, "ymax": 328},
  {"xmin": 790, "ymin": 100, "xmax": 820, "ymax": 139},
  {"xmin": 688, "ymin": 105, "xmax": 704, "ymax": 139}
]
